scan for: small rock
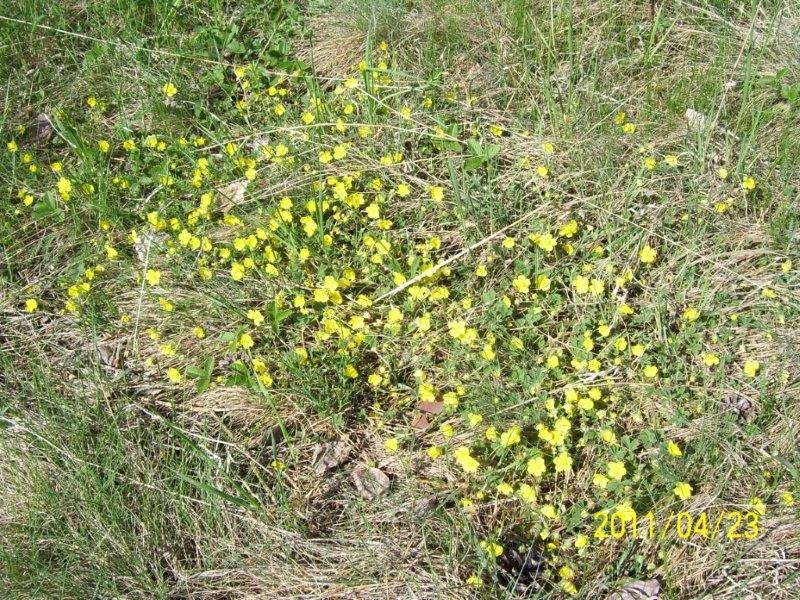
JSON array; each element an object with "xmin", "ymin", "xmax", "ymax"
[
  {"xmin": 31, "ymin": 113, "xmax": 53, "ymax": 145},
  {"xmin": 685, "ymin": 108, "xmax": 707, "ymax": 131}
]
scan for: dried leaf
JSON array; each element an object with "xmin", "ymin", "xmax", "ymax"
[
  {"xmin": 417, "ymin": 400, "xmax": 443, "ymax": 414},
  {"xmin": 312, "ymin": 439, "xmax": 351, "ymax": 476},
  {"xmin": 607, "ymin": 578, "xmax": 660, "ymax": 600},
  {"xmin": 411, "ymin": 413, "xmax": 429, "ymax": 431},
  {"xmin": 97, "ymin": 336, "xmax": 126, "ymax": 369},
  {"xmin": 216, "ymin": 179, "xmax": 248, "ymax": 211},
  {"xmin": 351, "ymin": 466, "xmax": 390, "ymax": 501}
]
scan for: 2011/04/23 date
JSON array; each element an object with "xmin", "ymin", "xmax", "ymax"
[{"xmin": 594, "ymin": 510, "xmax": 760, "ymax": 541}]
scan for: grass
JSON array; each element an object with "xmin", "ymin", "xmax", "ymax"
[{"xmin": 1, "ymin": 0, "xmax": 799, "ymax": 598}]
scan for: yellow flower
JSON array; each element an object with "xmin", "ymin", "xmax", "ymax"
[
  {"xmin": 453, "ymin": 446, "xmax": 479, "ymax": 474},
  {"xmin": 163, "ymin": 82, "xmax": 178, "ymax": 97},
  {"xmin": 536, "ymin": 165, "xmax": 549, "ymax": 178},
  {"xmin": 553, "ymin": 452, "xmax": 572, "ymax": 473},
  {"xmin": 540, "ymin": 504, "xmax": 558, "ymax": 519},
  {"xmin": 448, "ymin": 320, "xmax": 467, "ymax": 339},
  {"xmin": 742, "ymin": 176, "xmax": 757, "ymax": 191},
  {"xmin": 499, "ymin": 426, "xmax": 521, "ymax": 448},
  {"xmin": 466, "ymin": 574, "xmax": 482, "ymax": 588},
  {"xmin": 743, "ymin": 360, "xmax": 760, "ymax": 378},
  {"xmin": 643, "ymin": 365, "xmax": 658, "ymax": 378},
  {"xmin": 166, "ymin": 367, "xmax": 182, "ymax": 383},
  {"xmin": 781, "ymin": 492, "xmax": 794, "ymax": 507},
  {"xmin": 497, "ymin": 482, "xmax": 514, "ymax": 496},
  {"xmin": 247, "ymin": 309, "xmax": 265, "ymax": 327},
  {"xmin": 606, "ymin": 461, "xmax": 627, "ymax": 480},
  {"xmin": 572, "ymin": 275, "xmax": 590, "ymax": 295},
  {"xmin": 673, "ymin": 481, "xmax": 693, "ymax": 500},
  {"xmin": 592, "ymin": 473, "xmax": 609, "ymax": 489},
  {"xmin": 384, "ymin": 438, "xmax": 399, "ymax": 453},
  {"xmin": 666, "ymin": 441, "xmax": 682, "ymax": 457},
  {"xmin": 536, "ymin": 274, "xmax": 551, "ymax": 292},
  {"xmin": 415, "ymin": 313, "xmax": 432, "ymax": 333},
  {"xmin": 639, "ymin": 245, "xmax": 657, "ymax": 264},
  {"xmin": 502, "ymin": 236, "xmax": 515, "ymax": 249},
  {"xmin": 230, "ymin": 263, "xmax": 245, "ymax": 281},
  {"xmin": 145, "ymin": 269, "xmax": 161, "ymax": 286},
  {"xmin": 702, "ymin": 352, "xmax": 719, "ymax": 367},
  {"xmin": 718, "ymin": 167, "xmax": 729, "ymax": 180},
  {"xmin": 467, "ymin": 413, "xmax": 483, "ymax": 427},
  {"xmin": 517, "ymin": 483, "xmax": 536, "ymax": 504},
  {"xmin": 429, "ymin": 186, "xmax": 444, "ymax": 202},
  {"xmin": 512, "ymin": 274, "xmax": 531, "ymax": 294},
  {"xmin": 574, "ymin": 534, "xmax": 588, "ymax": 549},
  {"xmin": 344, "ymin": 364, "xmax": 359, "ymax": 378},
  {"xmin": 98, "ymin": 139, "xmax": 110, "ymax": 153},
  {"xmin": 238, "ymin": 333, "xmax": 254, "ymax": 350},
  {"xmin": 664, "ymin": 154, "xmax": 679, "ymax": 166},
  {"xmin": 24, "ymin": 298, "xmax": 38, "ymax": 312},
  {"xmin": 418, "ymin": 382, "xmax": 436, "ymax": 402},
  {"xmin": 6, "ymin": 140, "xmax": 18, "ymax": 152},
  {"xmin": 527, "ymin": 456, "xmax": 546, "ymax": 477},
  {"xmin": 537, "ymin": 233, "xmax": 557, "ymax": 252},
  {"xmin": 622, "ymin": 122, "xmax": 636, "ymax": 134},
  {"xmin": 749, "ymin": 497, "xmax": 766, "ymax": 515},
  {"xmin": 481, "ymin": 344, "xmax": 496, "ymax": 360},
  {"xmin": 683, "ymin": 307, "xmax": 700, "ymax": 321},
  {"xmin": 56, "ymin": 177, "xmax": 72, "ymax": 199},
  {"xmin": 427, "ymin": 446, "xmax": 442, "ymax": 459},
  {"xmin": 643, "ymin": 156, "xmax": 656, "ymax": 170}
]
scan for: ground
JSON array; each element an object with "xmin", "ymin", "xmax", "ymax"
[{"xmin": 1, "ymin": 1, "xmax": 799, "ymax": 598}]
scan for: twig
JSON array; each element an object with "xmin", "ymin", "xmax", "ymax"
[{"xmin": 373, "ymin": 208, "xmax": 539, "ymax": 304}]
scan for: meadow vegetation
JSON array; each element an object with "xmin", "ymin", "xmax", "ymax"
[{"xmin": 1, "ymin": 1, "xmax": 799, "ymax": 598}]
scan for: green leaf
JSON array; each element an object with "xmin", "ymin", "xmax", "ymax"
[
  {"xmin": 484, "ymin": 144, "xmax": 501, "ymax": 160},
  {"xmin": 463, "ymin": 156, "xmax": 484, "ymax": 171},
  {"xmin": 32, "ymin": 191, "xmax": 63, "ymax": 220},
  {"xmin": 174, "ymin": 472, "xmax": 257, "ymax": 510}
]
